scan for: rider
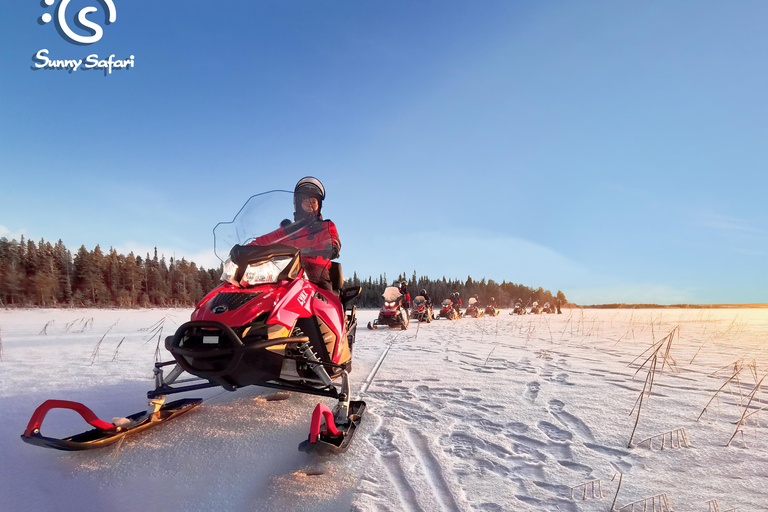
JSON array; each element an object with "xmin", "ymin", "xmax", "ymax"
[
  {"xmin": 451, "ymin": 291, "xmax": 462, "ymax": 316},
  {"xmin": 247, "ymin": 177, "xmax": 341, "ymax": 293},
  {"xmin": 399, "ymin": 281, "xmax": 411, "ymax": 314},
  {"xmin": 420, "ymin": 288, "xmax": 431, "ymax": 307},
  {"xmin": 489, "ymin": 296, "xmax": 497, "ymax": 308}
]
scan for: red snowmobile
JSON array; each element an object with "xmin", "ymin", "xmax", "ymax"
[
  {"xmin": 368, "ymin": 287, "xmax": 409, "ymax": 330},
  {"xmin": 439, "ymin": 298, "xmax": 460, "ymax": 320},
  {"xmin": 21, "ymin": 190, "xmax": 364, "ymax": 455},
  {"xmin": 484, "ymin": 304, "xmax": 500, "ymax": 317},
  {"xmin": 410, "ymin": 295, "xmax": 433, "ymax": 323},
  {"xmin": 464, "ymin": 297, "xmax": 484, "ymax": 318}
]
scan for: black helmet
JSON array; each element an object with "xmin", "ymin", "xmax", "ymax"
[
  {"xmin": 420, "ymin": 289, "xmax": 426, "ymax": 295},
  {"xmin": 294, "ymin": 176, "xmax": 325, "ymax": 220}
]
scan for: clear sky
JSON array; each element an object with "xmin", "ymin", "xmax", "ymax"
[{"xmin": 1, "ymin": 1, "xmax": 766, "ymax": 305}]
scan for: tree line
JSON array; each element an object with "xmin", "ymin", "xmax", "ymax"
[
  {"xmin": 0, "ymin": 237, "xmax": 221, "ymax": 308},
  {"xmin": 0, "ymin": 237, "xmax": 567, "ymax": 309},
  {"xmin": 345, "ymin": 271, "xmax": 567, "ymax": 309}
]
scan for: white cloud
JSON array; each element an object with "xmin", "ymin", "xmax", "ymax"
[
  {"xmin": 114, "ymin": 242, "xmax": 221, "ymax": 270},
  {"xmin": 0, "ymin": 225, "xmax": 27, "ymax": 241}
]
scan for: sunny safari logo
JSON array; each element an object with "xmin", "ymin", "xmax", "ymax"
[{"xmin": 34, "ymin": 0, "xmax": 135, "ymax": 75}]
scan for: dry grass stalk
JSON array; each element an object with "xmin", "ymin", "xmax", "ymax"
[
  {"xmin": 627, "ymin": 327, "xmax": 679, "ymax": 446},
  {"xmin": 569, "ymin": 478, "xmax": 602, "ymax": 500},
  {"xmin": 75, "ymin": 317, "xmax": 94, "ymax": 333},
  {"xmin": 111, "ymin": 337, "xmax": 125, "ymax": 362},
  {"xmin": 484, "ymin": 344, "xmax": 498, "ymax": 366},
  {"xmin": 0, "ymin": 327, "xmax": 3, "ymax": 362},
  {"xmin": 141, "ymin": 316, "xmax": 175, "ymax": 362},
  {"xmin": 697, "ymin": 360, "xmax": 756, "ymax": 422},
  {"xmin": 706, "ymin": 499, "xmax": 738, "ymax": 512},
  {"xmin": 610, "ymin": 473, "xmax": 624, "ymax": 511},
  {"xmin": 63, "ymin": 318, "xmax": 82, "ymax": 332},
  {"xmin": 38, "ymin": 320, "xmax": 55, "ymax": 335},
  {"xmin": 616, "ymin": 493, "xmax": 672, "ymax": 512},
  {"xmin": 90, "ymin": 322, "xmax": 117, "ymax": 365},
  {"xmin": 727, "ymin": 372, "xmax": 767, "ymax": 447},
  {"xmin": 636, "ymin": 428, "xmax": 690, "ymax": 450}
]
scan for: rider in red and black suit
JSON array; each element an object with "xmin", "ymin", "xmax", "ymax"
[{"xmin": 249, "ymin": 177, "xmax": 341, "ymax": 293}]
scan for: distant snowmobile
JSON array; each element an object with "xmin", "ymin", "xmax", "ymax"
[
  {"xmin": 439, "ymin": 299, "xmax": 460, "ymax": 320},
  {"xmin": 464, "ymin": 297, "xmax": 484, "ymax": 318},
  {"xmin": 21, "ymin": 190, "xmax": 365, "ymax": 455},
  {"xmin": 368, "ymin": 287, "xmax": 409, "ymax": 330},
  {"xmin": 410, "ymin": 295, "xmax": 433, "ymax": 323}
]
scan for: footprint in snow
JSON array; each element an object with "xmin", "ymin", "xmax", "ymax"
[
  {"xmin": 537, "ymin": 421, "xmax": 573, "ymax": 442},
  {"xmin": 370, "ymin": 428, "xmax": 398, "ymax": 455},
  {"xmin": 548, "ymin": 399, "xmax": 595, "ymax": 441},
  {"xmin": 524, "ymin": 381, "xmax": 540, "ymax": 401}
]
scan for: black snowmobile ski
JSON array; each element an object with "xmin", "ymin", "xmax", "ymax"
[
  {"xmin": 21, "ymin": 398, "xmax": 202, "ymax": 451},
  {"xmin": 298, "ymin": 400, "xmax": 366, "ymax": 455}
]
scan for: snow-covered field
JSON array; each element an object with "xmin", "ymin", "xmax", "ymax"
[{"xmin": 1, "ymin": 307, "xmax": 767, "ymax": 511}]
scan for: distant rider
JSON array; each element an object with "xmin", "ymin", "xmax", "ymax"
[
  {"xmin": 420, "ymin": 288, "xmax": 431, "ymax": 307},
  {"xmin": 399, "ymin": 281, "xmax": 411, "ymax": 314},
  {"xmin": 451, "ymin": 292, "xmax": 462, "ymax": 316}
]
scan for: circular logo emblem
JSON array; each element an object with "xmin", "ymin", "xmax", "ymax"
[{"xmin": 212, "ymin": 304, "xmax": 228, "ymax": 315}]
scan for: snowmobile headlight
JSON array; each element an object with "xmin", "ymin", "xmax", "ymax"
[
  {"xmin": 221, "ymin": 258, "xmax": 239, "ymax": 285},
  {"xmin": 241, "ymin": 256, "xmax": 293, "ymax": 286},
  {"xmin": 384, "ymin": 301, "xmax": 395, "ymax": 307}
]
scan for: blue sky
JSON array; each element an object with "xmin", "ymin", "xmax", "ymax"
[{"xmin": 1, "ymin": 1, "xmax": 766, "ymax": 305}]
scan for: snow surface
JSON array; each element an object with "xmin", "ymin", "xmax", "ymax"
[{"xmin": 1, "ymin": 308, "xmax": 767, "ymax": 511}]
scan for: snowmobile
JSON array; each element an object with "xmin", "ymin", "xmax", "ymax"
[
  {"xmin": 438, "ymin": 298, "xmax": 460, "ymax": 320},
  {"xmin": 542, "ymin": 302, "xmax": 554, "ymax": 314},
  {"xmin": 410, "ymin": 295, "xmax": 433, "ymax": 323},
  {"xmin": 530, "ymin": 301, "xmax": 542, "ymax": 314},
  {"xmin": 368, "ymin": 287, "xmax": 409, "ymax": 330},
  {"xmin": 484, "ymin": 304, "xmax": 500, "ymax": 317},
  {"xmin": 511, "ymin": 302, "xmax": 526, "ymax": 315},
  {"xmin": 21, "ymin": 190, "xmax": 365, "ymax": 455},
  {"xmin": 464, "ymin": 297, "xmax": 484, "ymax": 318}
]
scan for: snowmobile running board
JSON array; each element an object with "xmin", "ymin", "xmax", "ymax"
[
  {"xmin": 298, "ymin": 400, "xmax": 366, "ymax": 455},
  {"xmin": 20, "ymin": 398, "xmax": 202, "ymax": 451}
]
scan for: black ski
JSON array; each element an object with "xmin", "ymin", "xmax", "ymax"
[{"xmin": 21, "ymin": 398, "xmax": 202, "ymax": 451}]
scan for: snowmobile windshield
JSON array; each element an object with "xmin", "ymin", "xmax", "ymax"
[
  {"xmin": 468, "ymin": 298, "xmax": 478, "ymax": 305},
  {"xmin": 382, "ymin": 287, "xmax": 402, "ymax": 302},
  {"xmin": 413, "ymin": 296, "xmax": 426, "ymax": 305},
  {"xmin": 442, "ymin": 299, "xmax": 452, "ymax": 306},
  {"xmin": 213, "ymin": 190, "xmax": 294, "ymax": 262}
]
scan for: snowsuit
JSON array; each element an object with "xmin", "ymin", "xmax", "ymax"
[
  {"xmin": 250, "ymin": 217, "xmax": 340, "ymax": 293},
  {"xmin": 452, "ymin": 296, "xmax": 462, "ymax": 315},
  {"xmin": 399, "ymin": 284, "xmax": 411, "ymax": 315}
]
